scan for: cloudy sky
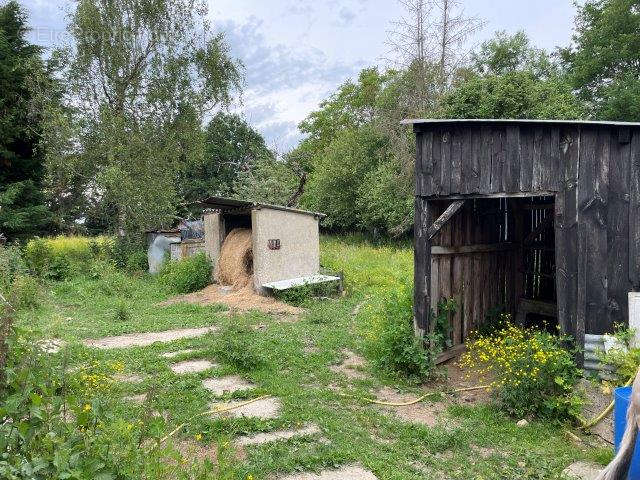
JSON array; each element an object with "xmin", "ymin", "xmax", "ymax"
[{"xmin": 22, "ymin": 0, "xmax": 579, "ymax": 151}]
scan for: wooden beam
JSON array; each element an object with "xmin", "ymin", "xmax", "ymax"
[
  {"xmin": 435, "ymin": 344, "xmax": 466, "ymax": 365},
  {"xmin": 427, "ymin": 200, "xmax": 465, "ymax": 240},
  {"xmin": 426, "ymin": 191, "xmax": 558, "ymax": 201},
  {"xmin": 431, "ymin": 243, "xmax": 515, "ymax": 255}
]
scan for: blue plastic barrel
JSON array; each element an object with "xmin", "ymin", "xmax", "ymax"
[{"xmin": 614, "ymin": 386, "xmax": 640, "ymax": 479}]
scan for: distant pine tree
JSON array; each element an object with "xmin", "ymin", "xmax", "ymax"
[{"xmin": 0, "ymin": 1, "xmax": 51, "ymax": 241}]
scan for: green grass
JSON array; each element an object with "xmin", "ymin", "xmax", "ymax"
[{"xmin": 14, "ymin": 234, "xmax": 606, "ymax": 479}]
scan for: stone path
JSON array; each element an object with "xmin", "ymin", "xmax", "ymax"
[
  {"xmin": 170, "ymin": 359, "xmax": 217, "ymax": 374},
  {"xmin": 236, "ymin": 424, "xmax": 321, "ymax": 446},
  {"xmin": 211, "ymin": 397, "xmax": 281, "ymax": 420},
  {"xmin": 83, "ymin": 326, "xmax": 217, "ymax": 349},
  {"xmin": 123, "ymin": 393, "xmax": 147, "ymax": 404},
  {"xmin": 202, "ymin": 376, "xmax": 254, "ymax": 395},
  {"xmin": 277, "ymin": 465, "xmax": 377, "ymax": 480}
]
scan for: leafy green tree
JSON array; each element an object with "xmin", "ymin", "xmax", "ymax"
[
  {"xmin": 441, "ymin": 32, "xmax": 584, "ymax": 119},
  {"xmin": 298, "ymin": 68, "xmax": 417, "ymax": 236},
  {"xmin": 181, "ymin": 112, "xmax": 273, "ymax": 202},
  {"xmin": 0, "ymin": 1, "xmax": 52, "ymax": 241},
  {"xmin": 561, "ymin": 0, "xmax": 640, "ymax": 120},
  {"xmin": 55, "ymin": 0, "xmax": 241, "ymax": 234}
]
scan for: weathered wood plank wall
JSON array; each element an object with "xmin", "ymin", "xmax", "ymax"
[{"xmin": 413, "ymin": 121, "xmax": 640, "ymax": 343}]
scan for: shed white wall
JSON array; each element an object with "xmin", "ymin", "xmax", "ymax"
[
  {"xmin": 203, "ymin": 211, "xmax": 224, "ymax": 269},
  {"xmin": 251, "ymin": 208, "xmax": 320, "ymax": 291}
]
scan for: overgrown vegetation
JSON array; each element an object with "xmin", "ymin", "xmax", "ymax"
[
  {"xmin": 460, "ymin": 322, "xmax": 583, "ymax": 420},
  {"xmin": 159, "ymin": 252, "xmax": 212, "ymax": 294},
  {"xmin": 596, "ymin": 324, "xmax": 640, "ymax": 385}
]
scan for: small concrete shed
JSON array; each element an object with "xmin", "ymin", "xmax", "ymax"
[{"xmin": 201, "ymin": 197, "xmax": 335, "ymax": 293}]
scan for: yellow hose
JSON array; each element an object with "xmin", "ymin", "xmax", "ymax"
[
  {"xmin": 580, "ymin": 375, "xmax": 635, "ymax": 430},
  {"xmin": 341, "ymin": 385, "xmax": 491, "ymax": 407}
]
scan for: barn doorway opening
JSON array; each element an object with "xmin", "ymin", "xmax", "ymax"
[{"xmin": 427, "ymin": 194, "xmax": 557, "ymax": 349}]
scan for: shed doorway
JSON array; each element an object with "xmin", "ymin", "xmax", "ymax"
[{"xmin": 427, "ymin": 194, "xmax": 557, "ymax": 349}]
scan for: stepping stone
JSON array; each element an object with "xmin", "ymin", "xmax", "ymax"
[
  {"xmin": 202, "ymin": 376, "xmax": 255, "ymax": 396},
  {"xmin": 210, "ymin": 397, "xmax": 281, "ymax": 420},
  {"xmin": 170, "ymin": 359, "xmax": 217, "ymax": 374},
  {"xmin": 123, "ymin": 393, "xmax": 147, "ymax": 404},
  {"xmin": 40, "ymin": 339, "xmax": 66, "ymax": 353},
  {"xmin": 236, "ymin": 424, "xmax": 321, "ymax": 446},
  {"xmin": 562, "ymin": 462, "xmax": 602, "ymax": 480},
  {"xmin": 83, "ymin": 326, "xmax": 217, "ymax": 349},
  {"xmin": 114, "ymin": 373, "xmax": 144, "ymax": 383},
  {"xmin": 277, "ymin": 465, "xmax": 378, "ymax": 480},
  {"xmin": 161, "ymin": 348, "xmax": 197, "ymax": 358}
]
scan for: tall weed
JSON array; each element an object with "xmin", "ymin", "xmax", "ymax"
[{"xmin": 159, "ymin": 252, "xmax": 212, "ymax": 294}]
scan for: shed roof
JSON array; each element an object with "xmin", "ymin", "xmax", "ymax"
[
  {"xmin": 201, "ymin": 196, "xmax": 326, "ymax": 218},
  {"xmin": 402, "ymin": 118, "xmax": 640, "ymax": 128}
]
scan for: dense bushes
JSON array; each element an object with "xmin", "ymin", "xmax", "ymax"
[
  {"xmin": 158, "ymin": 252, "xmax": 212, "ymax": 294},
  {"xmin": 22, "ymin": 235, "xmax": 148, "ymax": 279},
  {"xmin": 460, "ymin": 323, "xmax": 583, "ymax": 419}
]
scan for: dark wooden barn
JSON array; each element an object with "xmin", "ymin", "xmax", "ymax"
[{"xmin": 406, "ymin": 119, "xmax": 640, "ymax": 360}]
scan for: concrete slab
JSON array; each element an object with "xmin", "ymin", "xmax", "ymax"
[
  {"xmin": 562, "ymin": 461, "xmax": 602, "ymax": 480},
  {"xmin": 202, "ymin": 376, "xmax": 254, "ymax": 395},
  {"xmin": 40, "ymin": 339, "xmax": 66, "ymax": 353},
  {"xmin": 114, "ymin": 373, "xmax": 144, "ymax": 383},
  {"xmin": 210, "ymin": 397, "xmax": 281, "ymax": 420},
  {"xmin": 161, "ymin": 348, "xmax": 198, "ymax": 358},
  {"xmin": 170, "ymin": 359, "xmax": 217, "ymax": 374},
  {"xmin": 83, "ymin": 326, "xmax": 216, "ymax": 349},
  {"xmin": 277, "ymin": 465, "xmax": 378, "ymax": 480},
  {"xmin": 236, "ymin": 424, "xmax": 321, "ymax": 446},
  {"xmin": 123, "ymin": 393, "xmax": 147, "ymax": 404}
]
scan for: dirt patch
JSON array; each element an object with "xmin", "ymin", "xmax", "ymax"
[
  {"xmin": 277, "ymin": 465, "xmax": 378, "ymax": 480},
  {"xmin": 170, "ymin": 359, "xmax": 217, "ymax": 374},
  {"xmin": 470, "ymin": 444, "xmax": 501, "ymax": 459},
  {"xmin": 175, "ymin": 440, "xmax": 218, "ymax": 464},
  {"xmin": 236, "ymin": 424, "xmax": 321, "ymax": 446},
  {"xmin": 114, "ymin": 373, "xmax": 144, "ymax": 383},
  {"xmin": 562, "ymin": 461, "xmax": 602, "ymax": 479},
  {"xmin": 330, "ymin": 350, "xmax": 368, "ymax": 380},
  {"xmin": 580, "ymin": 379, "xmax": 614, "ymax": 444},
  {"xmin": 202, "ymin": 376, "xmax": 255, "ymax": 396},
  {"xmin": 410, "ymin": 462, "xmax": 452, "ymax": 480},
  {"xmin": 210, "ymin": 397, "xmax": 281, "ymax": 420},
  {"xmin": 375, "ymin": 387, "xmax": 448, "ymax": 428},
  {"xmin": 161, "ymin": 284, "xmax": 301, "ymax": 315},
  {"xmin": 83, "ymin": 326, "xmax": 217, "ymax": 349}
]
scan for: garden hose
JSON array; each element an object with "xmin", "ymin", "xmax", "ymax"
[
  {"xmin": 579, "ymin": 375, "xmax": 635, "ymax": 431},
  {"xmin": 341, "ymin": 384, "xmax": 491, "ymax": 407},
  {"xmin": 151, "ymin": 394, "xmax": 272, "ymax": 449}
]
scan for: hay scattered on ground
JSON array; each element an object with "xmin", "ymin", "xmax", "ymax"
[
  {"xmin": 215, "ymin": 228, "xmax": 253, "ymax": 289},
  {"xmin": 161, "ymin": 284, "xmax": 301, "ymax": 315}
]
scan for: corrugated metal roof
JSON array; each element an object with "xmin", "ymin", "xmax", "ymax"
[
  {"xmin": 402, "ymin": 118, "xmax": 640, "ymax": 127},
  {"xmin": 201, "ymin": 196, "xmax": 326, "ymax": 218}
]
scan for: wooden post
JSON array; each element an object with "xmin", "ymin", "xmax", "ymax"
[
  {"xmin": 414, "ymin": 197, "xmax": 432, "ymax": 337},
  {"xmin": 630, "ymin": 292, "xmax": 640, "ymax": 348}
]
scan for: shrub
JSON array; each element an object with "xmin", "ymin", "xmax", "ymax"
[
  {"xmin": 0, "ymin": 245, "xmax": 26, "ymax": 294},
  {"xmin": 126, "ymin": 249, "xmax": 148, "ymax": 272},
  {"xmin": 460, "ymin": 323, "xmax": 583, "ymax": 419},
  {"xmin": 24, "ymin": 236, "xmax": 114, "ymax": 279},
  {"xmin": 214, "ymin": 320, "xmax": 264, "ymax": 370},
  {"xmin": 369, "ymin": 283, "xmax": 437, "ymax": 380},
  {"xmin": 596, "ymin": 324, "xmax": 640, "ymax": 384},
  {"xmin": 10, "ymin": 275, "xmax": 40, "ymax": 310},
  {"xmin": 159, "ymin": 252, "xmax": 212, "ymax": 294},
  {"xmin": 113, "ymin": 300, "xmax": 131, "ymax": 322}
]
